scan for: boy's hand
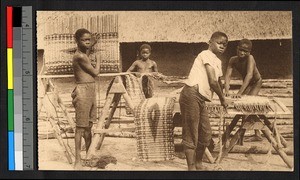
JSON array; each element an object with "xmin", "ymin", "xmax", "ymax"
[
  {"xmin": 220, "ymin": 98, "xmax": 228, "ymax": 109},
  {"xmin": 95, "ymin": 53, "xmax": 101, "ymax": 62},
  {"xmin": 91, "ymin": 33, "xmax": 100, "ymax": 47}
]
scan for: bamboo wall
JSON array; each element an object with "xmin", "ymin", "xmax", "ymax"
[{"xmin": 43, "ymin": 14, "xmax": 120, "ymax": 75}]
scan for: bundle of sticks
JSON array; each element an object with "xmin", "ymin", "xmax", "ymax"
[{"xmin": 134, "ymin": 97, "xmax": 176, "ymax": 161}]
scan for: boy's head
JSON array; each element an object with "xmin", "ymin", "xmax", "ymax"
[
  {"xmin": 74, "ymin": 28, "xmax": 91, "ymax": 50},
  {"xmin": 140, "ymin": 44, "xmax": 151, "ymax": 60},
  {"xmin": 208, "ymin": 31, "xmax": 228, "ymax": 55},
  {"xmin": 237, "ymin": 39, "xmax": 252, "ymax": 58}
]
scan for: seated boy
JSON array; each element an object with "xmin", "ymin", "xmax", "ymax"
[
  {"xmin": 127, "ymin": 44, "xmax": 158, "ymax": 98},
  {"xmin": 224, "ymin": 39, "xmax": 263, "ymax": 141}
]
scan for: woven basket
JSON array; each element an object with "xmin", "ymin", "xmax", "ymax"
[{"xmin": 134, "ymin": 97, "xmax": 176, "ymax": 161}]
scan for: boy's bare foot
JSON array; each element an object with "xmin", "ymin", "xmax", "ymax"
[
  {"xmin": 74, "ymin": 161, "xmax": 83, "ymax": 170},
  {"xmin": 196, "ymin": 162, "xmax": 209, "ymax": 171}
]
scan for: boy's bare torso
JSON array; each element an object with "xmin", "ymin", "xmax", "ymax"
[
  {"xmin": 73, "ymin": 51, "xmax": 95, "ymax": 83},
  {"xmin": 231, "ymin": 56, "xmax": 261, "ymax": 82},
  {"xmin": 134, "ymin": 59, "xmax": 156, "ymax": 73}
]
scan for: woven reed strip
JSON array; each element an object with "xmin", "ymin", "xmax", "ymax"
[{"xmin": 124, "ymin": 74, "xmax": 146, "ymax": 114}]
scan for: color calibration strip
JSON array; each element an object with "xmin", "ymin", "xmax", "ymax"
[
  {"xmin": 7, "ymin": 6, "xmax": 15, "ymax": 171},
  {"xmin": 7, "ymin": 6, "xmax": 33, "ymax": 171},
  {"xmin": 14, "ymin": 6, "xmax": 23, "ymax": 171}
]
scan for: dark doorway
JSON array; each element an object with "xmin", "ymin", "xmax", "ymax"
[{"xmin": 120, "ymin": 39, "xmax": 292, "ymax": 79}]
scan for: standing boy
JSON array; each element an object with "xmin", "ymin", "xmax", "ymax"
[
  {"xmin": 71, "ymin": 28, "xmax": 101, "ymax": 169},
  {"xmin": 224, "ymin": 39, "xmax": 263, "ymax": 141},
  {"xmin": 127, "ymin": 44, "xmax": 158, "ymax": 98},
  {"xmin": 179, "ymin": 32, "xmax": 228, "ymax": 171}
]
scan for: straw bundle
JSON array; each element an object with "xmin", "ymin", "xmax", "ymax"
[
  {"xmin": 233, "ymin": 96, "xmax": 272, "ymax": 114},
  {"xmin": 43, "ymin": 14, "xmax": 120, "ymax": 75},
  {"xmin": 134, "ymin": 97, "xmax": 176, "ymax": 161}
]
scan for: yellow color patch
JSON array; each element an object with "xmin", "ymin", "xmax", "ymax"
[{"xmin": 7, "ymin": 48, "xmax": 13, "ymax": 89}]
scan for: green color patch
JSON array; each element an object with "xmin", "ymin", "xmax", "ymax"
[{"xmin": 8, "ymin": 90, "xmax": 14, "ymax": 131}]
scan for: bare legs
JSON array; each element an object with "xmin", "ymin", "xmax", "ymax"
[
  {"xmin": 243, "ymin": 78, "xmax": 263, "ymax": 141},
  {"xmin": 74, "ymin": 127, "xmax": 84, "ymax": 170},
  {"xmin": 74, "ymin": 124, "xmax": 93, "ymax": 170}
]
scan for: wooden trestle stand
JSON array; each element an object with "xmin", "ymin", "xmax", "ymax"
[
  {"xmin": 38, "ymin": 78, "xmax": 75, "ymax": 164},
  {"xmin": 213, "ymin": 99, "xmax": 293, "ymax": 169}
]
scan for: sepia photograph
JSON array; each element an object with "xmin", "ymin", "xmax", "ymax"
[{"xmin": 36, "ymin": 11, "xmax": 294, "ymax": 171}]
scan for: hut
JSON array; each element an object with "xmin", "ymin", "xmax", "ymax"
[
  {"xmin": 37, "ymin": 11, "xmax": 292, "ymax": 78},
  {"xmin": 37, "ymin": 11, "xmax": 293, "ymax": 139},
  {"xmin": 37, "ymin": 12, "xmax": 294, "ymax": 170},
  {"xmin": 117, "ymin": 11, "xmax": 292, "ymax": 79}
]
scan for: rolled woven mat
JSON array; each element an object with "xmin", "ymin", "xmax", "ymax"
[
  {"xmin": 134, "ymin": 97, "xmax": 176, "ymax": 161},
  {"xmin": 124, "ymin": 74, "xmax": 146, "ymax": 114}
]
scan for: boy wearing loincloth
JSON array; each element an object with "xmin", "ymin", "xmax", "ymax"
[
  {"xmin": 71, "ymin": 28, "xmax": 101, "ymax": 169},
  {"xmin": 127, "ymin": 44, "xmax": 158, "ymax": 98},
  {"xmin": 179, "ymin": 32, "xmax": 228, "ymax": 171},
  {"xmin": 224, "ymin": 39, "xmax": 263, "ymax": 141}
]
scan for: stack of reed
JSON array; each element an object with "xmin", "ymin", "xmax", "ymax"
[
  {"xmin": 233, "ymin": 96, "xmax": 272, "ymax": 114},
  {"xmin": 134, "ymin": 97, "xmax": 176, "ymax": 161},
  {"xmin": 43, "ymin": 14, "xmax": 120, "ymax": 75}
]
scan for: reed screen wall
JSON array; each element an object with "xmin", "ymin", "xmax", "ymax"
[{"xmin": 43, "ymin": 14, "xmax": 120, "ymax": 75}]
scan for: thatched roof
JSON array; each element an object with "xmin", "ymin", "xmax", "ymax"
[
  {"xmin": 118, "ymin": 11, "xmax": 292, "ymax": 43},
  {"xmin": 37, "ymin": 11, "xmax": 291, "ymax": 49}
]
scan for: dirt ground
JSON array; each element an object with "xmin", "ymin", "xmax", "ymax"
[
  {"xmin": 38, "ymin": 77, "xmax": 294, "ymax": 171},
  {"xmin": 38, "ymin": 136, "xmax": 294, "ymax": 171}
]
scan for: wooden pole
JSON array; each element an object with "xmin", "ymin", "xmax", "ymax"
[
  {"xmin": 217, "ymin": 128, "xmax": 243, "ymax": 163},
  {"xmin": 104, "ymin": 93, "xmax": 122, "ymax": 129},
  {"xmin": 216, "ymin": 108, "xmax": 224, "ymax": 164},
  {"xmin": 222, "ymin": 115, "xmax": 241, "ymax": 145},
  {"xmin": 86, "ymin": 95, "xmax": 114, "ymax": 159},
  {"xmin": 48, "ymin": 117, "xmax": 73, "ymax": 164},
  {"xmin": 95, "ymin": 93, "xmax": 122, "ymax": 150},
  {"xmin": 228, "ymin": 145, "xmax": 293, "ymax": 155},
  {"xmin": 205, "ymin": 148, "xmax": 215, "ymax": 164},
  {"xmin": 261, "ymin": 128, "xmax": 293, "ymax": 169},
  {"xmin": 260, "ymin": 115, "xmax": 288, "ymax": 148},
  {"xmin": 38, "ymin": 72, "xmax": 141, "ymax": 79},
  {"xmin": 58, "ymin": 101, "xmax": 75, "ymax": 131}
]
